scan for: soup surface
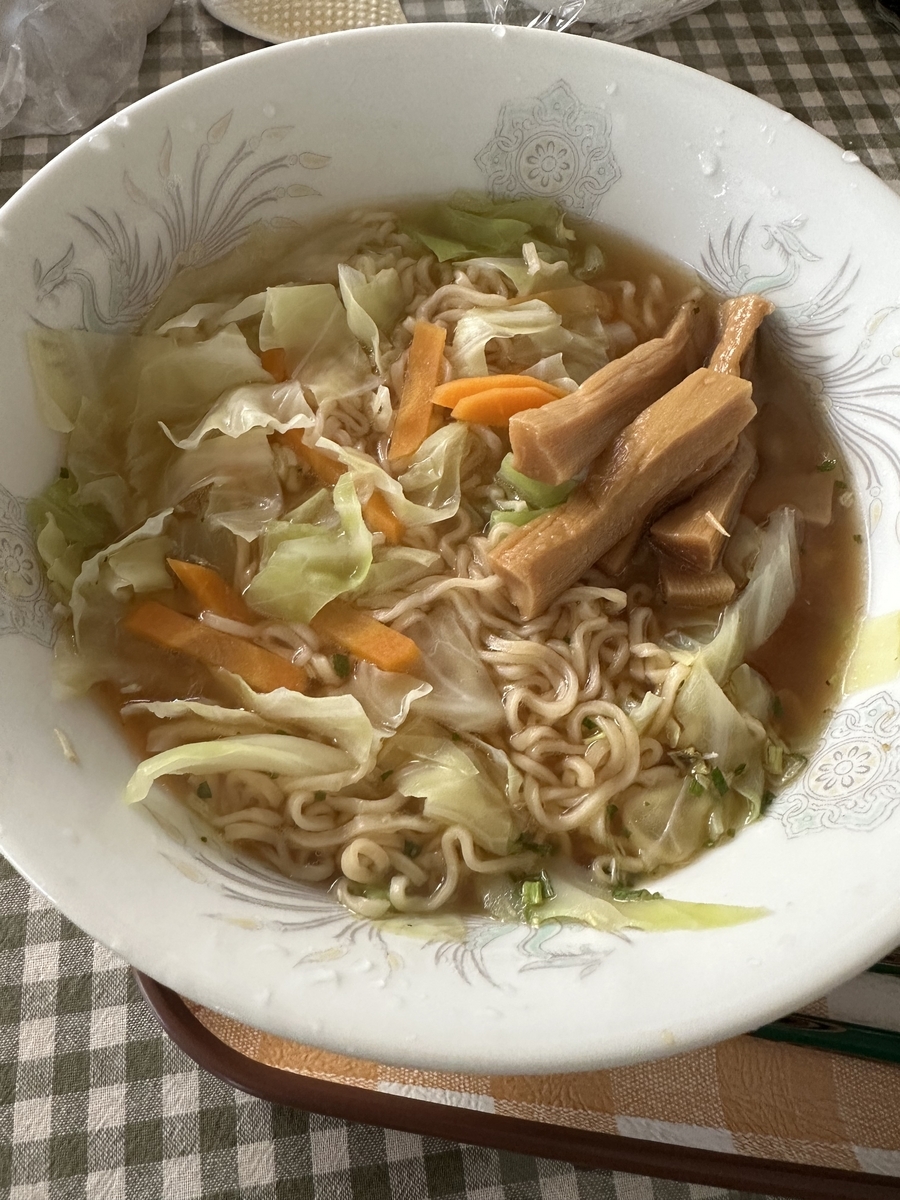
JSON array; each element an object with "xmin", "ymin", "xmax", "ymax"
[{"xmin": 29, "ymin": 194, "xmax": 864, "ymax": 932}]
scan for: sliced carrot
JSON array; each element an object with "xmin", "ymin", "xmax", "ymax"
[
  {"xmin": 433, "ymin": 375, "xmax": 566, "ymax": 410},
  {"xmin": 388, "ymin": 321, "xmax": 447, "ymax": 462},
  {"xmin": 278, "ymin": 430, "xmax": 344, "ymax": 485},
  {"xmin": 260, "ymin": 346, "xmax": 289, "ymax": 382},
  {"xmin": 452, "ymin": 386, "xmax": 562, "ymax": 425},
  {"xmin": 124, "ymin": 600, "xmax": 307, "ymax": 693},
  {"xmin": 310, "ymin": 598, "xmax": 421, "ymax": 674},
  {"xmin": 276, "ymin": 430, "xmax": 404, "ymax": 545},
  {"xmin": 167, "ymin": 558, "xmax": 259, "ymax": 625},
  {"xmin": 361, "ymin": 491, "xmax": 404, "ymax": 546}
]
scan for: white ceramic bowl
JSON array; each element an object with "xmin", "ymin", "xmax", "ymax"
[{"xmin": 2, "ymin": 24, "xmax": 900, "ymax": 1075}]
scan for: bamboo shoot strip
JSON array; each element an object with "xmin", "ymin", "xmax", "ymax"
[
  {"xmin": 600, "ymin": 438, "xmax": 740, "ymax": 576},
  {"xmin": 123, "ymin": 601, "xmax": 308, "ymax": 693},
  {"xmin": 508, "ymin": 299, "xmax": 715, "ymax": 485},
  {"xmin": 659, "ymin": 562, "xmax": 737, "ymax": 608},
  {"xmin": 650, "ymin": 435, "xmax": 758, "ymax": 572},
  {"xmin": 708, "ymin": 294, "xmax": 774, "ymax": 376},
  {"xmin": 490, "ymin": 369, "xmax": 757, "ymax": 619}
]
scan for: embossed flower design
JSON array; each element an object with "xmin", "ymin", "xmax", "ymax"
[
  {"xmin": 475, "ymin": 80, "xmax": 621, "ymax": 219},
  {"xmin": 0, "ymin": 534, "xmax": 37, "ymax": 599},
  {"xmin": 521, "ymin": 136, "xmax": 576, "ymax": 191},
  {"xmin": 809, "ymin": 740, "xmax": 880, "ymax": 797}
]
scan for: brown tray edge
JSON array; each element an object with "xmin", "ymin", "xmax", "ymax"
[{"xmin": 135, "ymin": 972, "xmax": 900, "ymax": 1200}]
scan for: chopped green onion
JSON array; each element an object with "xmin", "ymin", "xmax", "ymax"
[
  {"xmin": 853, "ymin": 533, "xmax": 863, "ymax": 545},
  {"xmin": 521, "ymin": 880, "xmax": 545, "ymax": 908},
  {"xmin": 582, "ymin": 717, "xmax": 598, "ymax": 735},
  {"xmin": 381, "ymin": 769, "xmax": 394, "ymax": 781},
  {"xmin": 196, "ymin": 781, "xmax": 212, "ymax": 800},
  {"xmin": 761, "ymin": 790, "xmax": 776, "ymax": 811},
  {"xmin": 402, "ymin": 840, "xmax": 421, "ymax": 859},
  {"xmin": 733, "ymin": 762, "xmax": 746, "ymax": 776},
  {"xmin": 765, "ymin": 742, "xmax": 785, "ymax": 775},
  {"xmin": 688, "ymin": 778, "xmax": 705, "ymax": 797},
  {"xmin": 59, "ymin": 467, "xmax": 69, "ymax": 479},
  {"xmin": 834, "ymin": 480, "xmax": 848, "ymax": 492},
  {"xmin": 771, "ymin": 696, "xmax": 784, "ymax": 718},
  {"xmin": 514, "ymin": 834, "xmax": 554, "ymax": 856},
  {"xmin": 817, "ymin": 457, "xmax": 837, "ymax": 472},
  {"xmin": 332, "ymin": 653, "xmax": 351, "ymax": 678},
  {"xmin": 612, "ymin": 887, "xmax": 663, "ymax": 901},
  {"xmin": 607, "ymin": 804, "xmax": 618, "ymax": 817},
  {"xmin": 200, "ymin": 836, "xmax": 208, "ymax": 843},
  {"xmin": 710, "ymin": 767, "xmax": 729, "ymax": 796}
]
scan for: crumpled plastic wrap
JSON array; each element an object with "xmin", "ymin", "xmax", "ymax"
[
  {"xmin": 483, "ymin": 0, "xmax": 714, "ymax": 38},
  {"xmin": 0, "ymin": 0, "xmax": 172, "ymax": 138}
]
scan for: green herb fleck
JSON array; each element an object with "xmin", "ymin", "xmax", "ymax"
[
  {"xmin": 853, "ymin": 533, "xmax": 863, "ymax": 545},
  {"xmin": 761, "ymin": 790, "xmax": 776, "ymax": 812},
  {"xmin": 612, "ymin": 887, "xmax": 662, "ymax": 901},
  {"xmin": 710, "ymin": 767, "xmax": 729, "ymax": 796},
  {"xmin": 196, "ymin": 781, "xmax": 212, "ymax": 800},
  {"xmin": 59, "ymin": 467, "xmax": 69, "ymax": 479},
  {"xmin": 515, "ymin": 833, "xmax": 554, "ymax": 856},
  {"xmin": 200, "ymin": 836, "xmax": 208, "ymax": 843},
  {"xmin": 733, "ymin": 763, "xmax": 746, "ymax": 776},
  {"xmin": 314, "ymin": 790, "xmax": 326, "ymax": 802},
  {"xmin": 332, "ymin": 653, "xmax": 351, "ymax": 678},
  {"xmin": 521, "ymin": 880, "xmax": 545, "ymax": 909},
  {"xmin": 275, "ymin": 729, "xmax": 289, "ymax": 736},
  {"xmin": 451, "ymin": 732, "xmax": 462, "ymax": 742},
  {"xmin": 402, "ymin": 840, "xmax": 421, "ymax": 859},
  {"xmin": 834, "ymin": 479, "xmax": 848, "ymax": 492},
  {"xmin": 817, "ymin": 456, "xmax": 837, "ymax": 472},
  {"xmin": 563, "ymin": 635, "xmax": 571, "ymax": 645},
  {"xmin": 688, "ymin": 778, "xmax": 705, "ymax": 797},
  {"xmin": 607, "ymin": 804, "xmax": 618, "ymax": 817},
  {"xmin": 582, "ymin": 716, "xmax": 598, "ymax": 736},
  {"xmin": 620, "ymin": 827, "xmax": 632, "ymax": 839},
  {"xmin": 771, "ymin": 696, "xmax": 784, "ymax": 718},
  {"xmin": 381, "ymin": 769, "xmax": 394, "ymax": 781}
]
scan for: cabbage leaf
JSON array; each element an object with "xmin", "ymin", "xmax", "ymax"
[
  {"xmin": 395, "ymin": 737, "xmax": 519, "ymax": 854},
  {"xmin": 338, "ymin": 264, "xmax": 405, "ymax": 373},
  {"xmin": 162, "ymin": 381, "xmax": 316, "ymax": 450},
  {"xmin": 403, "ymin": 605, "xmax": 505, "ymax": 733},
  {"xmin": 244, "ymin": 474, "xmax": 372, "ymax": 622},
  {"xmin": 124, "ymin": 734, "xmax": 360, "ymax": 806},
  {"xmin": 258, "ymin": 284, "xmax": 376, "ymax": 402}
]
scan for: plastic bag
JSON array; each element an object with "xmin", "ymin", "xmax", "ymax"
[
  {"xmin": 0, "ymin": 0, "xmax": 172, "ymax": 138},
  {"xmin": 483, "ymin": 0, "xmax": 714, "ymax": 39}
]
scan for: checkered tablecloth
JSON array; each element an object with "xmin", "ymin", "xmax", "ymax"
[{"xmin": 2, "ymin": 1, "xmax": 900, "ymax": 1197}]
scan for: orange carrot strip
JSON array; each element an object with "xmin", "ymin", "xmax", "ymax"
[
  {"xmin": 388, "ymin": 321, "xmax": 447, "ymax": 462},
  {"xmin": 361, "ymin": 491, "xmax": 404, "ymax": 546},
  {"xmin": 260, "ymin": 347, "xmax": 289, "ymax": 382},
  {"xmin": 124, "ymin": 600, "xmax": 307, "ymax": 693},
  {"xmin": 277, "ymin": 431, "xmax": 404, "ymax": 545},
  {"xmin": 433, "ymin": 375, "xmax": 565, "ymax": 410},
  {"xmin": 452, "ymin": 386, "xmax": 562, "ymax": 425},
  {"xmin": 278, "ymin": 430, "xmax": 344, "ymax": 485},
  {"xmin": 310, "ymin": 599, "xmax": 421, "ymax": 674},
  {"xmin": 167, "ymin": 559, "xmax": 259, "ymax": 625}
]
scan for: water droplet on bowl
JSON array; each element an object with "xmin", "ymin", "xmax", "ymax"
[
  {"xmin": 842, "ymin": 150, "xmax": 860, "ymax": 164},
  {"xmin": 490, "ymin": 23, "xmax": 506, "ymax": 37},
  {"xmin": 87, "ymin": 132, "xmax": 110, "ymax": 152},
  {"xmin": 698, "ymin": 150, "xmax": 719, "ymax": 177},
  {"xmin": 113, "ymin": 112, "xmax": 129, "ymax": 129},
  {"xmin": 605, "ymin": 82, "xmax": 618, "ymax": 95}
]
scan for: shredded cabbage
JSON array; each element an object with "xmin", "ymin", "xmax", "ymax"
[
  {"xmin": 162, "ymin": 381, "xmax": 316, "ymax": 450},
  {"xmin": 403, "ymin": 605, "xmax": 505, "ymax": 733},
  {"xmin": 244, "ymin": 474, "xmax": 373, "ymax": 622}
]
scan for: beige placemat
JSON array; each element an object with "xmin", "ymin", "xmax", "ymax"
[{"xmin": 185, "ymin": 997, "xmax": 900, "ymax": 1175}]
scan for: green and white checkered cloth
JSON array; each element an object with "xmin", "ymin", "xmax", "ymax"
[{"xmin": 2, "ymin": 0, "xmax": 900, "ymax": 1195}]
